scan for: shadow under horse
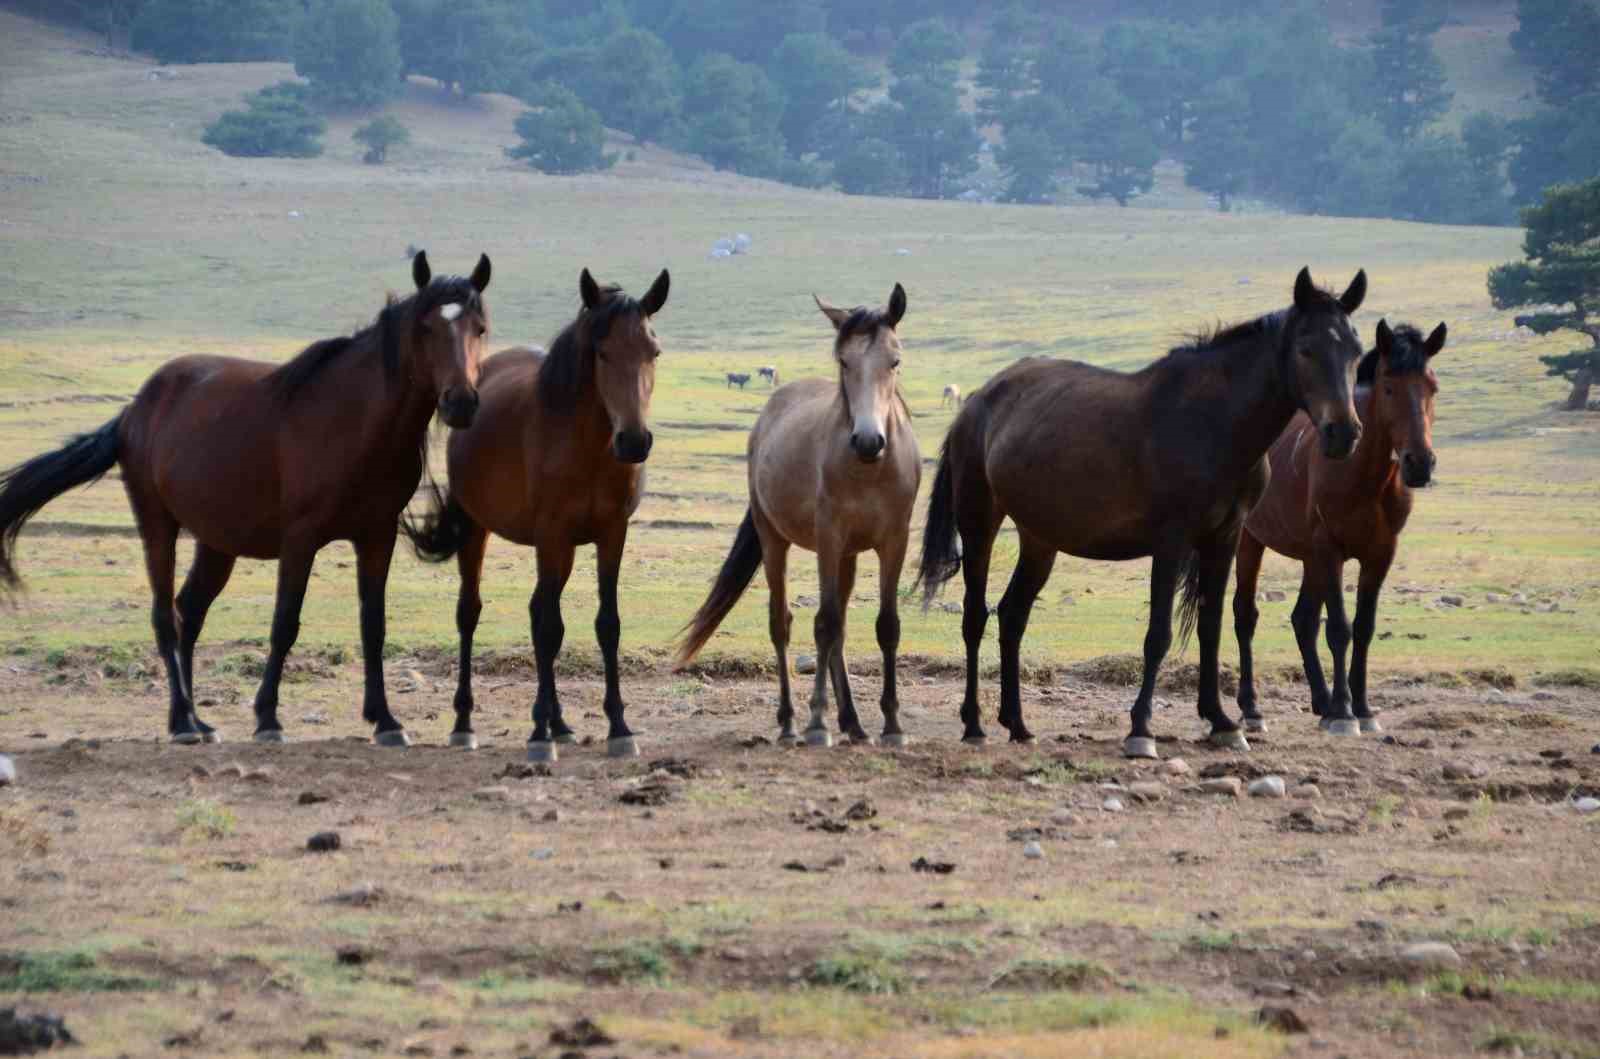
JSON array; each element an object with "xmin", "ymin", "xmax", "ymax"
[
  {"xmin": 1235, "ymin": 318, "xmax": 1447, "ymax": 736},
  {"xmin": 0, "ymin": 252, "xmax": 491, "ymax": 745},
  {"xmin": 915, "ymin": 267, "xmax": 1368, "ymax": 758},
  {"xmin": 403, "ymin": 267, "xmax": 669, "ymax": 761}
]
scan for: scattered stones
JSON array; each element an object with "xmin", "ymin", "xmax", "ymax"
[
  {"xmin": 1101, "ymin": 796, "xmax": 1126, "ymax": 813},
  {"xmin": 1293, "ymin": 784, "xmax": 1322, "ymax": 800},
  {"xmin": 1573, "ymin": 797, "xmax": 1600, "ymax": 814},
  {"xmin": 843, "ymin": 800, "xmax": 877, "ymax": 821},
  {"xmin": 495, "ymin": 762, "xmax": 547, "ymax": 780},
  {"xmin": 911, "ymin": 856, "xmax": 956, "ymax": 875},
  {"xmin": 1127, "ymin": 782, "xmax": 1165, "ymax": 803},
  {"xmin": 297, "ymin": 791, "xmax": 329, "ymax": 806},
  {"xmin": 1442, "ymin": 760, "xmax": 1488, "ymax": 781},
  {"xmin": 1022, "ymin": 840, "xmax": 1044, "ymax": 859},
  {"xmin": 1485, "ymin": 593, "xmax": 1504, "ymax": 604},
  {"xmin": 1200, "ymin": 777, "xmax": 1243, "ymax": 798},
  {"xmin": 1399, "ymin": 942, "xmax": 1462, "ymax": 969},
  {"xmin": 1163, "ymin": 758, "xmax": 1191, "ymax": 777},
  {"xmin": 795, "ymin": 655, "xmax": 817, "ymax": 675},
  {"xmin": 1257, "ymin": 1006, "xmax": 1309, "ymax": 1034},
  {"xmin": 1248, "ymin": 776, "xmax": 1287, "ymax": 799},
  {"xmin": 0, "ymin": 754, "xmax": 14, "ymax": 788},
  {"xmin": 472, "ymin": 786, "xmax": 511, "ymax": 802},
  {"xmin": 301, "ymin": 712, "xmax": 330, "ymax": 725},
  {"xmin": 1049, "ymin": 808, "xmax": 1077, "ymax": 827},
  {"xmin": 1438, "ymin": 594, "xmax": 1464, "ymax": 607},
  {"xmin": 0, "ymin": 1007, "xmax": 76, "ymax": 1052},
  {"xmin": 619, "ymin": 777, "xmax": 678, "ymax": 806},
  {"xmin": 306, "ymin": 831, "xmax": 341, "ymax": 853}
]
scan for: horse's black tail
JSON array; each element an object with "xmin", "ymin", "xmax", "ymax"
[
  {"xmin": 1175, "ymin": 550, "xmax": 1203, "ymax": 654},
  {"xmin": 401, "ymin": 479, "xmax": 476, "ymax": 564},
  {"xmin": 674, "ymin": 508, "xmax": 762, "ymax": 669},
  {"xmin": 913, "ymin": 436, "xmax": 962, "ymax": 608},
  {"xmin": 0, "ymin": 413, "xmax": 123, "ymax": 593}
]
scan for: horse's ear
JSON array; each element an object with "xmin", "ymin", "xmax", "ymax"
[
  {"xmin": 1424, "ymin": 321, "xmax": 1447, "ymax": 359},
  {"xmin": 1293, "ymin": 266, "xmax": 1315, "ymax": 310},
  {"xmin": 413, "ymin": 250, "xmax": 431, "ymax": 291},
  {"xmin": 641, "ymin": 269, "xmax": 670, "ymax": 316},
  {"xmin": 580, "ymin": 268, "xmax": 602, "ymax": 311},
  {"xmin": 814, "ymin": 294, "xmax": 849, "ymax": 331},
  {"xmin": 470, "ymin": 254, "xmax": 491, "ymax": 293},
  {"xmin": 886, "ymin": 283, "xmax": 907, "ymax": 329},
  {"xmin": 1375, "ymin": 318, "xmax": 1393, "ymax": 358},
  {"xmin": 1339, "ymin": 269, "xmax": 1367, "ymax": 314}
]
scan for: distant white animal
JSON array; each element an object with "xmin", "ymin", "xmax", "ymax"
[{"xmin": 942, "ymin": 383, "xmax": 962, "ymax": 408}]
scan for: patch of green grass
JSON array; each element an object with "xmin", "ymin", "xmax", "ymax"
[
  {"xmin": 1422, "ymin": 972, "xmax": 1600, "ymax": 1004},
  {"xmin": 807, "ymin": 952, "xmax": 906, "ymax": 995},
  {"xmin": 1184, "ymin": 930, "xmax": 1242, "ymax": 953},
  {"xmin": 987, "ymin": 956, "xmax": 1111, "ymax": 991},
  {"xmin": 590, "ymin": 939, "xmax": 674, "ymax": 984},
  {"xmin": 1370, "ymin": 794, "xmax": 1404, "ymax": 823},
  {"xmin": 176, "ymin": 799, "xmax": 236, "ymax": 840},
  {"xmin": 0, "ymin": 948, "xmax": 164, "ymax": 993}
]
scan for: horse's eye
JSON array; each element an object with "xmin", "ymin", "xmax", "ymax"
[
  {"xmin": 1384, "ymin": 386, "xmax": 1394, "ymax": 397},
  {"xmin": 476, "ymin": 326, "xmax": 486, "ymax": 338},
  {"xmin": 892, "ymin": 360, "xmax": 901, "ymax": 370}
]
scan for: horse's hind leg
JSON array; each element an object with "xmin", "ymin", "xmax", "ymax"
[
  {"xmin": 1319, "ymin": 556, "xmax": 1358, "ymax": 734},
  {"xmin": 1233, "ymin": 531, "xmax": 1266, "ymax": 731},
  {"xmin": 354, "ymin": 532, "xmax": 408, "ymax": 747},
  {"xmin": 526, "ymin": 544, "xmax": 576, "ymax": 761},
  {"xmin": 995, "ymin": 530, "xmax": 1057, "ymax": 744},
  {"xmin": 1289, "ymin": 560, "xmax": 1335, "ymax": 728},
  {"xmin": 449, "ymin": 523, "xmax": 489, "ymax": 748},
  {"xmin": 594, "ymin": 521, "xmax": 639, "ymax": 757},
  {"xmin": 803, "ymin": 537, "xmax": 845, "ymax": 748},
  {"xmin": 130, "ymin": 494, "xmax": 195, "ymax": 743},
  {"xmin": 1124, "ymin": 545, "xmax": 1182, "ymax": 759},
  {"xmin": 956, "ymin": 501, "xmax": 1004, "ymax": 745},
  {"xmin": 875, "ymin": 531, "xmax": 909, "ymax": 746},
  {"xmin": 755, "ymin": 515, "xmax": 797, "ymax": 742},
  {"xmin": 175, "ymin": 542, "xmax": 235, "ymax": 741},
  {"xmin": 251, "ymin": 542, "xmax": 316, "ymax": 743},
  {"xmin": 1349, "ymin": 547, "xmax": 1394, "ymax": 733},
  {"xmin": 828, "ymin": 553, "xmax": 869, "ymax": 743}
]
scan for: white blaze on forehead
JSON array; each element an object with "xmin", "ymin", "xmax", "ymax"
[
  {"xmin": 1327, "ymin": 327, "xmax": 1341, "ymax": 341},
  {"xmin": 439, "ymin": 303, "xmax": 463, "ymax": 322}
]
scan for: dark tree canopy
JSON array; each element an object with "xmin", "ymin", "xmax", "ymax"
[
  {"xmin": 202, "ymin": 82, "xmax": 325, "ymax": 157},
  {"xmin": 294, "ymin": 0, "xmax": 403, "ymax": 109},
  {"xmin": 508, "ymin": 82, "xmax": 614, "ymax": 175}
]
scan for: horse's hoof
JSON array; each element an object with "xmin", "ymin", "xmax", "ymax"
[
  {"xmin": 553, "ymin": 731, "xmax": 577, "ymax": 745},
  {"xmin": 1359, "ymin": 717, "xmax": 1383, "ymax": 735},
  {"xmin": 448, "ymin": 731, "xmax": 479, "ymax": 750},
  {"xmin": 846, "ymin": 731, "xmax": 875, "ymax": 746},
  {"xmin": 201, "ymin": 730, "xmax": 222, "ymax": 744},
  {"xmin": 607, "ymin": 736, "xmax": 640, "ymax": 759},
  {"xmin": 1122, "ymin": 736, "xmax": 1159, "ymax": 760},
  {"xmin": 253, "ymin": 729, "xmax": 286, "ymax": 744},
  {"xmin": 374, "ymin": 729, "xmax": 411, "ymax": 748},
  {"xmin": 879, "ymin": 732, "xmax": 910, "ymax": 749},
  {"xmin": 961, "ymin": 733, "xmax": 988, "ymax": 746},
  {"xmin": 1242, "ymin": 716, "xmax": 1267, "ymax": 734},
  {"xmin": 776, "ymin": 730, "xmax": 799, "ymax": 747},
  {"xmin": 526, "ymin": 740, "xmax": 558, "ymax": 764},
  {"xmin": 1208, "ymin": 729, "xmax": 1250, "ymax": 752},
  {"xmin": 1323, "ymin": 718, "xmax": 1359, "ymax": 737},
  {"xmin": 1009, "ymin": 731, "xmax": 1037, "ymax": 745},
  {"xmin": 170, "ymin": 731, "xmax": 204, "ymax": 746},
  {"xmin": 804, "ymin": 728, "xmax": 833, "ymax": 748}
]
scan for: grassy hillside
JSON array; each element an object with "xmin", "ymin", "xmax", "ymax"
[{"xmin": 1, "ymin": 9, "xmax": 1594, "ymax": 693}]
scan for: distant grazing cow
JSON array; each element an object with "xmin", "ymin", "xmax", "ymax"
[
  {"xmin": 726, "ymin": 372, "xmax": 751, "ymax": 389},
  {"xmin": 942, "ymin": 383, "xmax": 962, "ymax": 408},
  {"xmin": 757, "ymin": 365, "xmax": 779, "ymax": 386}
]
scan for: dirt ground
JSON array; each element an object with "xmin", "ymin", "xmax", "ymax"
[{"xmin": 3, "ymin": 649, "xmax": 1599, "ymax": 1058}]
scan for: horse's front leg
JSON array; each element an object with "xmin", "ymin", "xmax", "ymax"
[
  {"xmin": 526, "ymin": 544, "xmax": 576, "ymax": 762},
  {"xmin": 595, "ymin": 522, "xmax": 640, "ymax": 758},
  {"xmin": 828, "ymin": 552, "xmax": 871, "ymax": 743},
  {"xmin": 1233, "ymin": 530, "xmax": 1266, "ymax": 732},
  {"xmin": 355, "ymin": 532, "xmax": 409, "ymax": 747},
  {"xmin": 1350, "ymin": 546, "xmax": 1394, "ymax": 734},
  {"xmin": 252, "ymin": 541, "xmax": 317, "ymax": 743},
  {"xmin": 1194, "ymin": 539, "xmax": 1247, "ymax": 748},
  {"xmin": 804, "ymin": 531, "xmax": 846, "ymax": 748},
  {"xmin": 875, "ymin": 530, "xmax": 909, "ymax": 747}
]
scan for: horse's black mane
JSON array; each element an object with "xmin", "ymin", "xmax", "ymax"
[
  {"xmin": 539, "ymin": 286, "xmax": 643, "ymax": 412},
  {"xmin": 1356, "ymin": 323, "xmax": 1427, "ymax": 384},
  {"xmin": 1170, "ymin": 282, "xmax": 1344, "ymax": 360},
  {"xmin": 269, "ymin": 276, "xmax": 483, "ymax": 401},
  {"xmin": 836, "ymin": 306, "xmax": 893, "ymax": 347}
]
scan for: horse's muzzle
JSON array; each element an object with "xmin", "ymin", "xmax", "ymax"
[
  {"xmin": 1320, "ymin": 420, "xmax": 1360, "ymax": 459},
  {"xmin": 851, "ymin": 431, "xmax": 886, "ymax": 463},
  {"xmin": 1401, "ymin": 450, "xmax": 1436, "ymax": 488},
  {"xmin": 614, "ymin": 428, "xmax": 653, "ymax": 464},
  {"xmin": 438, "ymin": 388, "xmax": 479, "ymax": 429}
]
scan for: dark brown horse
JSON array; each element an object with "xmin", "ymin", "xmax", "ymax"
[
  {"xmin": 915, "ymin": 268, "xmax": 1368, "ymax": 758},
  {"xmin": 403, "ymin": 268, "xmax": 669, "ymax": 761},
  {"xmin": 1234, "ymin": 319, "xmax": 1446, "ymax": 735},
  {"xmin": 0, "ymin": 252, "xmax": 491, "ymax": 746}
]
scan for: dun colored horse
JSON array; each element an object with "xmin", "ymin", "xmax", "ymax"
[
  {"xmin": 916, "ymin": 268, "xmax": 1368, "ymax": 757},
  {"xmin": 1235, "ymin": 319, "xmax": 1446, "ymax": 735},
  {"xmin": 676, "ymin": 285, "xmax": 921, "ymax": 747},
  {"xmin": 757, "ymin": 366, "xmax": 780, "ymax": 386},
  {"xmin": 403, "ymin": 268, "xmax": 669, "ymax": 761},
  {"xmin": 0, "ymin": 252, "xmax": 491, "ymax": 745}
]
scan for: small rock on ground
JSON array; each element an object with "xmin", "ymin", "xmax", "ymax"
[
  {"xmin": 1200, "ymin": 777, "xmax": 1242, "ymax": 797},
  {"xmin": 795, "ymin": 655, "xmax": 817, "ymax": 675},
  {"xmin": 307, "ymin": 831, "xmax": 341, "ymax": 853},
  {"xmin": 1293, "ymin": 784, "xmax": 1322, "ymax": 800},
  {"xmin": 1442, "ymin": 760, "xmax": 1488, "ymax": 781},
  {"xmin": 1249, "ymin": 776, "xmax": 1287, "ymax": 799},
  {"xmin": 1399, "ymin": 941, "xmax": 1462, "ymax": 967},
  {"xmin": 1101, "ymin": 796, "xmax": 1125, "ymax": 813},
  {"xmin": 1573, "ymin": 797, "xmax": 1600, "ymax": 814},
  {"xmin": 1163, "ymin": 758, "xmax": 1190, "ymax": 776},
  {"xmin": 0, "ymin": 754, "xmax": 15, "ymax": 787},
  {"xmin": 1049, "ymin": 808, "xmax": 1076, "ymax": 827},
  {"xmin": 0, "ymin": 1007, "xmax": 76, "ymax": 1051},
  {"xmin": 472, "ymin": 786, "xmax": 511, "ymax": 802},
  {"xmin": 1022, "ymin": 840, "xmax": 1044, "ymax": 860},
  {"xmin": 1257, "ymin": 1005, "xmax": 1309, "ymax": 1034},
  {"xmin": 1127, "ymin": 781, "xmax": 1165, "ymax": 803}
]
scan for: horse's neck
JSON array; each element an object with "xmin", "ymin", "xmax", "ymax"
[
  {"xmin": 1348, "ymin": 387, "xmax": 1399, "ymax": 488},
  {"xmin": 332, "ymin": 334, "xmax": 436, "ymax": 460},
  {"xmin": 1210, "ymin": 332, "xmax": 1300, "ymax": 476}
]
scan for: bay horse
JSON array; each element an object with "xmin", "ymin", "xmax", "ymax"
[
  {"xmin": 676, "ymin": 285, "xmax": 921, "ymax": 747},
  {"xmin": 403, "ymin": 267, "xmax": 670, "ymax": 761},
  {"xmin": 915, "ymin": 267, "xmax": 1368, "ymax": 758},
  {"xmin": 1234, "ymin": 319, "xmax": 1446, "ymax": 735},
  {"xmin": 0, "ymin": 251, "xmax": 491, "ymax": 746}
]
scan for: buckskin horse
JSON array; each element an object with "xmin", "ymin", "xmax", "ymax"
[
  {"xmin": 403, "ymin": 268, "xmax": 669, "ymax": 761},
  {"xmin": 676, "ymin": 285, "xmax": 921, "ymax": 748},
  {"xmin": 1234, "ymin": 319, "xmax": 1447, "ymax": 736},
  {"xmin": 0, "ymin": 251, "xmax": 491, "ymax": 746},
  {"xmin": 915, "ymin": 267, "xmax": 1368, "ymax": 758}
]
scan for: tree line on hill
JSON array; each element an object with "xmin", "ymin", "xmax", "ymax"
[{"xmin": 32, "ymin": 0, "xmax": 1600, "ymax": 225}]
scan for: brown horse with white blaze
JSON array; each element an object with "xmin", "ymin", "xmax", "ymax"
[
  {"xmin": 403, "ymin": 268, "xmax": 669, "ymax": 761},
  {"xmin": 915, "ymin": 268, "xmax": 1368, "ymax": 757},
  {"xmin": 676, "ymin": 285, "xmax": 921, "ymax": 747},
  {"xmin": 1234, "ymin": 319, "xmax": 1447, "ymax": 735},
  {"xmin": 0, "ymin": 251, "xmax": 491, "ymax": 745}
]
